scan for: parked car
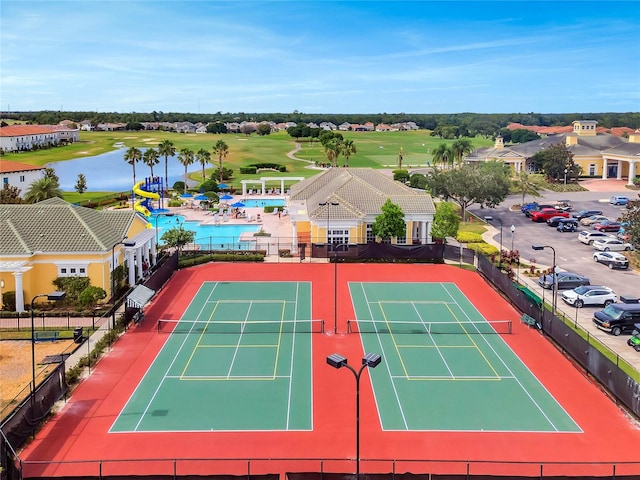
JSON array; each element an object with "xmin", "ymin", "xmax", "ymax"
[
  {"xmin": 580, "ymin": 215, "xmax": 609, "ymax": 226},
  {"xmin": 573, "ymin": 209, "xmax": 603, "ymax": 220},
  {"xmin": 521, "ymin": 202, "xmax": 539, "ymax": 213},
  {"xmin": 524, "ymin": 204, "xmax": 555, "ymax": 217},
  {"xmin": 578, "ymin": 230, "xmax": 614, "ymax": 245},
  {"xmin": 593, "ymin": 303, "xmax": 640, "ymax": 335},
  {"xmin": 593, "ymin": 251, "xmax": 630, "ymax": 269},
  {"xmin": 593, "ymin": 221, "xmax": 622, "ymax": 232},
  {"xmin": 556, "ymin": 218, "xmax": 579, "ymax": 232},
  {"xmin": 538, "ymin": 271, "xmax": 590, "ymax": 290},
  {"xmin": 561, "ymin": 285, "xmax": 617, "ymax": 308},
  {"xmin": 552, "ymin": 200, "xmax": 573, "ymax": 212},
  {"xmin": 546, "ymin": 215, "xmax": 569, "ymax": 227},
  {"xmin": 530, "ymin": 208, "xmax": 569, "ymax": 223},
  {"xmin": 592, "ymin": 238, "xmax": 634, "ymax": 251},
  {"xmin": 610, "ymin": 195, "xmax": 630, "ymax": 206}
]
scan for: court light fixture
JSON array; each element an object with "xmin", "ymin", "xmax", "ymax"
[
  {"xmin": 327, "ymin": 352, "xmax": 382, "ymax": 480},
  {"xmin": 532, "ymin": 244, "xmax": 557, "ymax": 315},
  {"xmin": 484, "ymin": 215, "xmax": 503, "ymax": 268}
]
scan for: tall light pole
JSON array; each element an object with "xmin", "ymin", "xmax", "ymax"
[
  {"xmin": 327, "ymin": 353, "xmax": 382, "ymax": 480},
  {"xmin": 154, "ymin": 212, "xmax": 175, "ymax": 247},
  {"xmin": 0, "ymin": 279, "xmax": 4, "ymax": 316},
  {"xmin": 111, "ymin": 239, "xmax": 135, "ymax": 329},
  {"xmin": 484, "ymin": 216, "xmax": 503, "ymax": 269},
  {"xmin": 510, "ymin": 225, "xmax": 517, "ymax": 283},
  {"xmin": 564, "ymin": 168, "xmax": 568, "ymax": 186},
  {"xmin": 31, "ymin": 292, "xmax": 66, "ymax": 401},
  {"xmin": 320, "ymin": 201, "xmax": 339, "ymax": 333},
  {"xmin": 532, "ymin": 244, "xmax": 557, "ymax": 314}
]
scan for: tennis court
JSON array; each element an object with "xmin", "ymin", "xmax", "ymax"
[
  {"xmin": 111, "ymin": 281, "xmax": 316, "ymax": 432},
  {"xmin": 349, "ymin": 281, "xmax": 581, "ymax": 432}
]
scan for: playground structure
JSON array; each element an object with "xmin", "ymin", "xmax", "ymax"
[{"xmin": 133, "ymin": 177, "xmax": 164, "ymax": 217}]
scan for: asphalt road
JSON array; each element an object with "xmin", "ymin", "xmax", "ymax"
[{"xmin": 469, "ymin": 187, "xmax": 640, "ymax": 369}]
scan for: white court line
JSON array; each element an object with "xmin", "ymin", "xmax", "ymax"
[
  {"xmin": 226, "ymin": 303, "xmax": 252, "ymax": 378},
  {"xmin": 412, "ymin": 302, "xmax": 454, "ymax": 379}
]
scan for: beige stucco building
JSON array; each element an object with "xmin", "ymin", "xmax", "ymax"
[
  {"xmin": 465, "ymin": 120, "xmax": 640, "ymax": 185},
  {"xmin": 0, "ymin": 198, "xmax": 161, "ymax": 312}
]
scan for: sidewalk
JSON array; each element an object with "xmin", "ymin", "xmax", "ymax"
[{"xmin": 481, "ymin": 226, "xmax": 640, "ymax": 372}]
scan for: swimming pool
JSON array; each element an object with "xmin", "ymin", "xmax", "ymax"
[
  {"xmin": 152, "ymin": 214, "xmax": 260, "ymax": 248},
  {"xmin": 239, "ymin": 198, "xmax": 286, "ymax": 208}
]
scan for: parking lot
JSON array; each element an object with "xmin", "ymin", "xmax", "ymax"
[{"xmin": 469, "ymin": 186, "xmax": 640, "ymax": 370}]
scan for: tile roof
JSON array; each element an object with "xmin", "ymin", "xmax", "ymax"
[
  {"xmin": 290, "ymin": 168, "xmax": 435, "ymax": 220},
  {"xmin": 0, "ymin": 125, "xmax": 59, "ymax": 136},
  {"xmin": 0, "ymin": 160, "xmax": 45, "ymax": 174},
  {"xmin": 0, "ymin": 198, "xmax": 138, "ymax": 256}
]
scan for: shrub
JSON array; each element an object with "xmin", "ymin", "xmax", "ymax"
[
  {"xmin": 467, "ymin": 242, "xmax": 499, "ymax": 256},
  {"xmin": 456, "ymin": 232, "xmax": 483, "ymax": 243}
]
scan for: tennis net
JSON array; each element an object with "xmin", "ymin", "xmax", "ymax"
[
  {"xmin": 157, "ymin": 318, "xmax": 325, "ymax": 334},
  {"xmin": 347, "ymin": 319, "xmax": 512, "ymax": 335}
]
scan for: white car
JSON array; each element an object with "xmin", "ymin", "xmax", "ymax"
[
  {"xmin": 561, "ymin": 285, "xmax": 617, "ymax": 308},
  {"xmin": 592, "ymin": 238, "xmax": 634, "ymax": 252},
  {"xmin": 593, "ymin": 251, "xmax": 630, "ymax": 269},
  {"xmin": 578, "ymin": 231, "xmax": 614, "ymax": 245}
]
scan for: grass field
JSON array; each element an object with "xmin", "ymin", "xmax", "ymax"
[{"xmin": 3, "ymin": 130, "xmax": 494, "ymax": 192}]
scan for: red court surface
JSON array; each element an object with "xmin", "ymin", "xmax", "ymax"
[{"xmin": 20, "ymin": 263, "xmax": 640, "ymax": 478}]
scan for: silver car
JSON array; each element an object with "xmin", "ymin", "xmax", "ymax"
[
  {"xmin": 592, "ymin": 238, "xmax": 634, "ymax": 251},
  {"xmin": 561, "ymin": 285, "xmax": 617, "ymax": 308}
]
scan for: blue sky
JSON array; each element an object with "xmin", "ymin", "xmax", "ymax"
[{"xmin": 1, "ymin": 1, "xmax": 639, "ymax": 114}]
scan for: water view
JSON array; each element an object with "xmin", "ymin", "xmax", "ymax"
[{"xmin": 153, "ymin": 214, "xmax": 260, "ymax": 248}]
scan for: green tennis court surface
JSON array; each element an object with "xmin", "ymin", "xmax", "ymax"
[
  {"xmin": 349, "ymin": 282, "xmax": 581, "ymax": 432},
  {"xmin": 111, "ymin": 281, "xmax": 314, "ymax": 432}
]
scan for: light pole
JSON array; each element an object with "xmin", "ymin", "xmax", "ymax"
[
  {"xmin": 111, "ymin": 239, "xmax": 135, "ymax": 329},
  {"xmin": 564, "ymin": 168, "xmax": 568, "ymax": 186},
  {"xmin": 327, "ymin": 352, "xmax": 382, "ymax": 480},
  {"xmin": 154, "ymin": 212, "xmax": 175, "ymax": 247},
  {"xmin": 510, "ymin": 225, "xmax": 517, "ymax": 283},
  {"xmin": 0, "ymin": 279, "xmax": 4, "ymax": 316},
  {"xmin": 532, "ymin": 244, "xmax": 557, "ymax": 314},
  {"xmin": 320, "ymin": 201, "xmax": 339, "ymax": 333},
  {"xmin": 484, "ymin": 216, "xmax": 503, "ymax": 269},
  {"xmin": 510, "ymin": 225, "xmax": 515, "ymax": 252},
  {"xmin": 31, "ymin": 292, "xmax": 66, "ymax": 401}
]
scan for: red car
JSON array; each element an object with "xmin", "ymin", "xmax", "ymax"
[
  {"xmin": 530, "ymin": 208, "xmax": 570, "ymax": 223},
  {"xmin": 593, "ymin": 221, "xmax": 622, "ymax": 232}
]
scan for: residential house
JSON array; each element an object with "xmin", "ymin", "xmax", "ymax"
[
  {"xmin": 287, "ymin": 168, "xmax": 435, "ymax": 255},
  {"xmin": 0, "ymin": 198, "xmax": 161, "ymax": 312},
  {"xmin": 0, "ymin": 160, "xmax": 46, "ymax": 198},
  {"xmin": 0, "ymin": 125, "xmax": 78, "ymax": 153}
]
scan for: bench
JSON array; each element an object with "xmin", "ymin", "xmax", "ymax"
[
  {"xmin": 521, "ymin": 314, "xmax": 539, "ymax": 329},
  {"xmin": 34, "ymin": 331, "xmax": 60, "ymax": 342}
]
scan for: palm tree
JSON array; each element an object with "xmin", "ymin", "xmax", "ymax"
[
  {"xmin": 196, "ymin": 148, "xmax": 211, "ymax": 180},
  {"xmin": 143, "ymin": 148, "xmax": 160, "ymax": 177},
  {"xmin": 324, "ymin": 138, "xmax": 342, "ymax": 167},
  {"xmin": 157, "ymin": 139, "xmax": 176, "ymax": 193},
  {"xmin": 451, "ymin": 139, "xmax": 473, "ymax": 166},
  {"xmin": 212, "ymin": 140, "xmax": 229, "ymax": 184},
  {"xmin": 24, "ymin": 177, "xmax": 63, "ymax": 203},
  {"xmin": 342, "ymin": 139, "xmax": 356, "ymax": 167},
  {"xmin": 178, "ymin": 147, "xmax": 195, "ymax": 192},
  {"xmin": 513, "ymin": 171, "xmax": 541, "ymax": 205},
  {"xmin": 124, "ymin": 147, "xmax": 142, "ymax": 185},
  {"xmin": 431, "ymin": 143, "xmax": 450, "ymax": 169}
]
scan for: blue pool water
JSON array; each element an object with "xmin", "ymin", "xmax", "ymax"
[
  {"xmin": 152, "ymin": 215, "xmax": 259, "ymax": 248},
  {"xmin": 239, "ymin": 198, "xmax": 285, "ymax": 208}
]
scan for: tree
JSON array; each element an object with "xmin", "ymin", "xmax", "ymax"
[
  {"xmin": 158, "ymin": 139, "xmax": 176, "ymax": 193},
  {"xmin": 124, "ymin": 146, "xmax": 142, "ymax": 185},
  {"xmin": 196, "ymin": 148, "xmax": 211, "ymax": 180},
  {"xmin": 75, "ymin": 173, "xmax": 87, "ymax": 194},
  {"xmin": 371, "ymin": 199, "xmax": 406, "ymax": 242},
  {"xmin": 511, "ymin": 129, "xmax": 539, "ymax": 143},
  {"xmin": 323, "ymin": 137, "xmax": 343, "ymax": 167},
  {"xmin": 530, "ymin": 142, "xmax": 576, "ymax": 182},
  {"xmin": 143, "ymin": 147, "xmax": 160, "ymax": 177},
  {"xmin": 431, "ymin": 143, "xmax": 453, "ymax": 169},
  {"xmin": 24, "ymin": 177, "xmax": 63, "ymax": 203},
  {"xmin": 161, "ymin": 226, "xmax": 195, "ymax": 253},
  {"xmin": 409, "ymin": 173, "xmax": 428, "ymax": 189},
  {"xmin": 0, "ymin": 184, "xmax": 22, "ymax": 204},
  {"xmin": 451, "ymin": 138, "xmax": 473, "ymax": 166},
  {"xmin": 398, "ymin": 146, "xmax": 404, "ymax": 169},
  {"xmin": 78, "ymin": 286, "xmax": 107, "ymax": 309},
  {"xmin": 43, "ymin": 167, "xmax": 60, "ymax": 184},
  {"xmin": 212, "ymin": 140, "xmax": 229, "ymax": 183},
  {"xmin": 620, "ymin": 196, "xmax": 640, "ymax": 249},
  {"xmin": 257, "ymin": 123, "xmax": 272, "ymax": 136},
  {"xmin": 430, "ymin": 201, "xmax": 460, "ymax": 242},
  {"xmin": 512, "ymin": 171, "xmax": 541, "ymax": 205},
  {"xmin": 178, "ymin": 148, "xmax": 195, "ymax": 191},
  {"xmin": 342, "ymin": 139, "xmax": 356, "ymax": 167},
  {"xmin": 426, "ymin": 162, "xmax": 511, "ymax": 221}
]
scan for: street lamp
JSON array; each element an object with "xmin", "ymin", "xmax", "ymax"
[
  {"xmin": 532, "ymin": 244, "xmax": 557, "ymax": 314},
  {"xmin": 510, "ymin": 225, "xmax": 516, "ymax": 252},
  {"xmin": 327, "ymin": 352, "xmax": 382, "ymax": 480},
  {"xmin": 564, "ymin": 168, "xmax": 568, "ymax": 186},
  {"xmin": 154, "ymin": 212, "xmax": 175, "ymax": 247},
  {"xmin": 320, "ymin": 201, "xmax": 339, "ymax": 333},
  {"xmin": 31, "ymin": 292, "xmax": 66, "ymax": 400},
  {"xmin": 510, "ymin": 225, "xmax": 518, "ymax": 283},
  {"xmin": 484, "ymin": 216, "xmax": 503, "ymax": 269},
  {"xmin": 111, "ymin": 239, "xmax": 136, "ymax": 329}
]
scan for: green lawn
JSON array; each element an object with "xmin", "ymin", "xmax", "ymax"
[{"xmin": 3, "ymin": 130, "xmax": 493, "ymax": 193}]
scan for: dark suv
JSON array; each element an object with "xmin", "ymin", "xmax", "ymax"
[
  {"xmin": 573, "ymin": 209, "xmax": 603, "ymax": 220},
  {"xmin": 593, "ymin": 303, "xmax": 640, "ymax": 336}
]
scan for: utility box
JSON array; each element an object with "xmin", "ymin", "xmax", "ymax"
[
  {"xmin": 73, "ymin": 327, "xmax": 84, "ymax": 343},
  {"xmin": 620, "ymin": 296, "xmax": 640, "ymax": 304}
]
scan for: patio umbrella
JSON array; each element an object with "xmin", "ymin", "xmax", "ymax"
[
  {"xmin": 194, "ymin": 194, "xmax": 208, "ymax": 201},
  {"xmin": 180, "ymin": 192, "xmax": 193, "ymax": 198},
  {"xmin": 220, "ymin": 194, "xmax": 233, "ymax": 201},
  {"xmin": 231, "ymin": 202, "xmax": 245, "ymax": 208},
  {"xmin": 218, "ymin": 183, "xmax": 229, "ymax": 189}
]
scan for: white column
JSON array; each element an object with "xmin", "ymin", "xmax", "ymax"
[
  {"xmin": 421, "ymin": 222, "xmax": 427, "ymax": 244},
  {"xmin": 602, "ymin": 159, "xmax": 608, "ymax": 179},
  {"xmin": 627, "ymin": 161, "xmax": 636, "ymax": 186},
  {"xmin": 136, "ymin": 247, "xmax": 144, "ymax": 279},
  {"xmin": 14, "ymin": 272, "xmax": 25, "ymax": 312},
  {"xmin": 617, "ymin": 160, "xmax": 623, "ymax": 180},
  {"xmin": 291, "ymin": 221, "xmax": 298, "ymax": 254},
  {"xmin": 151, "ymin": 238, "xmax": 157, "ymax": 265},
  {"xmin": 280, "ymin": 179, "xmax": 285, "ymax": 193},
  {"xmin": 127, "ymin": 251, "xmax": 136, "ymax": 286}
]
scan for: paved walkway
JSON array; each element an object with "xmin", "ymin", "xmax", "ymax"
[{"xmin": 579, "ymin": 178, "xmax": 632, "ymax": 192}]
